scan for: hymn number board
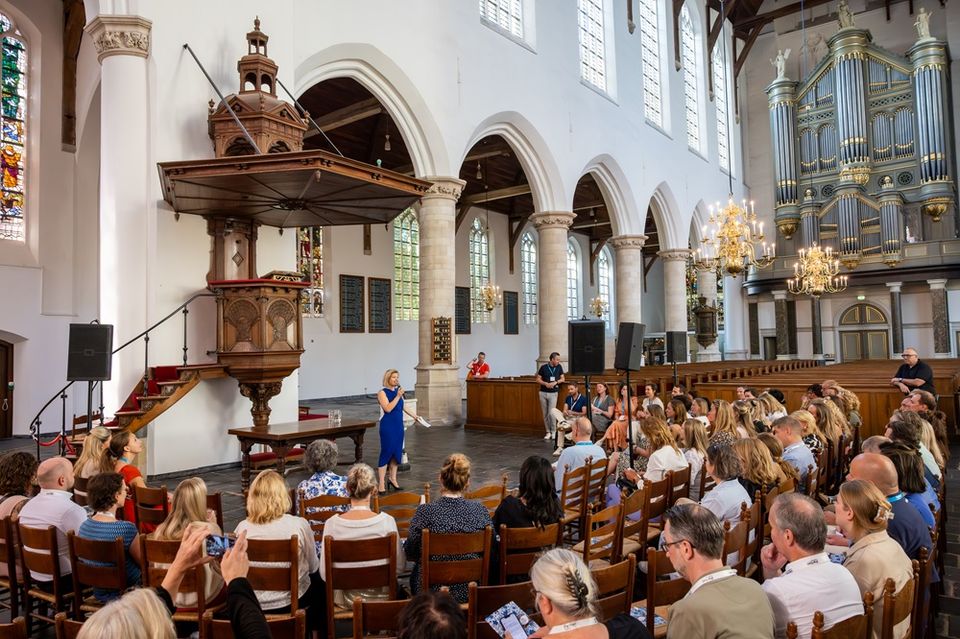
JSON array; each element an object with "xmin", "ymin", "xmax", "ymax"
[
  {"xmin": 455, "ymin": 286, "xmax": 471, "ymax": 335},
  {"xmin": 503, "ymin": 291, "xmax": 519, "ymax": 335},
  {"xmin": 339, "ymin": 274, "xmax": 364, "ymax": 333},
  {"xmin": 368, "ymin": 277, "xmax": 392, "ymax": 333}
]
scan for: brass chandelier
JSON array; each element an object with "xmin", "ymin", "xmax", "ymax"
[
  {"xmin": 787, "ymin": 243, "xmax": 848, "ymax": 297},
  {"xmin": 692, "ymin": 196, "xmax": 775, "ymax": 276},
  {"xmin": 590, "ymin": 296, "xmax": 608, "ymax": 318},
  {"xmin": 480, "ymin": 283, "xmax": 502, "ymax": 311}
]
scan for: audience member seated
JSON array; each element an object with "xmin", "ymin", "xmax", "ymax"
[
  {"xmin": 905, "ymin": 390, "xmax": 949, "ymax": 464},
  {"xmin": 18, "ymin": 456, "xmax": 87, "ymax": 586},
  {"xmin": 555, "ymin": 418, "xmax": 606, "ymax": 491},
  {"xmin": 733, "ymin": 400, "xmax": 760, "ymax": 438},
  {"xmin": 234, "ymin": 469, "xmax": 324, "ymax": 632},
  {"xmin": 894, "ymin": 408, "xmax": 944, "ymax": 482},
  {"xmin": 73, "ymin": 426, "xmax": 111, "ymax": 483},
  {"xmin": 101, "ymin": 431, "xmax": 148, "ymax": 524},
  {"xmin": 916, "ymin": 416, "xmax": 946, "ymax": 471},
  {"xmin": 833, "ymin": 479, "xmax": 914, "ymax": 639},
  {"xmin": 696, "ymin": 443, "xmax": 752, "ymax": 526},
  {"xmin": 860, "ymin": 435, "xmax": 891, "ymax": 454},
  {"xmin": 529, "ymin": 548, "xmax": 651, "ymax": 638},
  {"xmin": 665, "ymin": 398, "xmax": 688, "ymax": 427},
  {"xmin": 296, "ymin": 438, "xmax": 348, "ymax": 551},
  {"xmin": 320, "ymin": 463, "xmax": 402, "ymax": 609},
  {"xmin": 807, "ymin": 398, "xmax": 846, "ymax": 454},
  {"xmin": 771, "ymin": 416, "xmax": 816, "ymax": 492},
  {"xmin": 760, "ymin": 493, "xmax": 863, "ymax": 639},
  {"xmin": 802, "ymin": 383, "xmax": 823, "ymax": 404},
  {"xmin": 600, "ymin": 383, "xmax": 638, "ymax": 453},
  {"xmin": 642, "ymin": 383, "xmax": 663, "ymax": 411},
  {"xmin": 151, "ymin": 477, "xmax": 224, "ymax": 608},
  {"xmin": 675, "ymin": 418, "xmax": 708, "ymax": 501},
  {"xmin": 0, "ymin": 451, "xmax": 37, "ymax": 581},
  {"xmin": 890, "ymin": 347, "xmax": 935, "ymax": 394},
  {"xmin": 759, "ymin": 392, "xmax": 788, "ymax": 423},
  {"xmin": 708, "ymin": 400, "xmax": 741, "ymax": 447},
  {"xmin": 878, "ymin": 441, "xmax": 938, "ymax": 528},
  {"xmin": 405, "ymin": 453, "xmax": 492, "ymax": 602},
  {"xmin": 733, "ymin": 439, "xmax": 782, "ymax": 500},
  {"xmin": 757, "ymin": 433, "xmax": 800, "ymax": 487},
  {"xmin": 691, "ymin": 397, "xmax": 711, "ymax": 427},
  {"xmin": 493, "ymin": 455, "xmax": 562, "ymax": 531},
  {"xmin": 78, "ymin": 472, "xmax": 143, "ymax": 602},
  {"xmin": 885, "ymin": 415, "xmax": 942, "ymax": 489},
  {"xmin": 590, "ymin": 382, "xmax": 615, "ymax": 437},
  {"xmin": 663, "ymin": 504, "xmax": 774, "ymax": 638},
  {"xmin": 397, "ymin": 589, "xmax": 467, "ymax": 639},
  {"xmin": 633, "ymin": 416, "xmax": 687, "ymax": 483},
  {"xmin": 791, "ymin": 409, "xmax": 825, "ymax": 459}
]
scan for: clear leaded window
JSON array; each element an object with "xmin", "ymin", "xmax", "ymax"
[
  {"xmin": 567, "ymin": 240, "xmax": 581, "ymax": 320},
  {"xmin": 713, "ymin": 44, "xmax": 731, "ymax": 172},
  {"xmin": 479, "ymin": 0, "xmax": 523, "ymax": 38},
  {"xmin": 0, "ymin": 12, "xmax": 26, "ymax": 242},
  {"xmin": 638, "ymin": 0, "xmax": 663, "ymax": 126},
  {"xmin": 577, "ymin": 0, "xmax": 607, "ymax": 91},
  {"xmin": 469, "ymin": 217, "xmax": 491, "ymax": 323},
  {"xmin": 393, "ymin": 208, "xmax": 419, "ymax": 321},
  {"xmin": 297, "ymin": 227, "xmax": 323, "ymax": 316},
  {"xmin": 520, "ymin": 232, "xmax": 538, "ymax": 325},
  {"xmin": 598, "ymin": 247, "xmax": 613, "ymax": 330},
  {"xmin": 680, "ymin": 5, "xmax": 701, "ymax": 151}
]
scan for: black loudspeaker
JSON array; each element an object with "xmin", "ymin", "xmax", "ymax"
[
  {"xmin": 665, "ymin": 331, "xmax": 688, "ymax": 364},
  {"xmin": 614, "ymin": 322, "xmax": 646, "ymax": 371},
  {"xmin": 568, "ymin": 320, "xmax": 605, "ymax": 375},
  {"xmin": 67, "ymin": 324, "xmax": 114, "ymax": 381}
]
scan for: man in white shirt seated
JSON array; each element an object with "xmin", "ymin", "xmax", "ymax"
[
  {"xmin": 553, "ymin": 417, "xmax": 606, "ymax": 493},
  {"xmin": 18, "ymin": 456, "xmax": 88, "ymax": 585},
  {"xmin": 760, "ymin": 492, "xmax": 863, "ymax": 639},
  {"xmin": 772, "ymin": 416, "xmax": 817, "ymax": 492}
]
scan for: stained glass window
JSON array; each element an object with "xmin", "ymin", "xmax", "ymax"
[
  {"xmin": 469, "ymin": 217, "xmax": 491, "ymax": 323},
  {"xmin": 479, "ymin": 0, "xmax": 524, "ymax": 38},
  {"xmin": 520, "ymin": 232, "xmax": 537, "ymax": 325},
  {"xmin": 0, "ymin": 12, "xmax": 26, "ymax": 242},
  {"xmin": 298, "ymin": 227, "xmax": 323, "ymax": 316},
  {"xmin": 567, "ymin": 239, "xmax": 581, "ymax": 320},
  {"xmin": 598, "ymin": 247, "xmax": 613, "ymax": 330},
  {"xmin": 713, "ymin": 44, "xmax": 731, "ymax": 172},
  {"xmin": 577, "ymin": 0, "xmax": 607, "ymax": 92},
  {"xmin": 393, "ymin": 208, "xmax": 419, "ymax": 321},
  {"xmin": 680, "ymin": 5, "xmax": 702, "ymax": 152},
  {"xmin": 638, "ymin": 0, "xmax": 663, "ymax": 126}
]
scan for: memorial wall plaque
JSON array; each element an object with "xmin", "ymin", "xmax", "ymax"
[
  {"xmin": 368, "ymin": 277, "xmax": 392, "ymax": 333},
  {"xmin": 339, "ymin": 274, "xmax": 365, "ymax": 333},
  {"xmin": 503, "ymin": 291, "xmax": 519, "ymax": 335},
  {"xmin": 431, "ymin": 317, "xmax": 453, "ymax": 364},
  {"xmin": 455, "ymin": 286, "xmax": 471, "ymax": 335}
]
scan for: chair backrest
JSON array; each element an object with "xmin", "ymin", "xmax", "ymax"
[
  {"xmin": 133, "ymin": 484, "xmax": 169, "ymax": 532},
  {"xmin": 912, "ymin": 546, "xmax": 933, "ymax": 635},
  {"xmin": 558, "ymin": 461, "xmax": 590, "ymax": 515},
  {"xmin": 373, "ymin": 491, "xmax": 425, "ymax": 539},
  {"xmin": 644, "ymin": 474, "xmax": 671, "ymax": 524},
  {"xmin": 497, "ymin": 523, "xmax": 560, "ymax": 584},
  {"xmin": 67, "ymin": 532, "xmax": 127, "ymax": 592},
  {"xmin": 644, "ymin": 546, "xmax": 691, "ymax": 636},
  {"xmin": 202, "ymin": 608, "xmax": 306, "ymax": 639},
  {"xmin": 805, "ymin": 464, "xmax": 819, "ymax": 498},
  {"xmin": 17, "ymin": 523, "xmax": 63, "ymax": 590},
  {"xmin": 467, "ymin": 580, "xmax": 541, "ymax": 639},
  {"xmin": 206, "ymin": 492, "xmax": 225, "ymax": 532},
  {"xmin": 352, "ymin": 597, "xmax": 409, "ymax": 639},
  {"xmin": 0, "ymin": 517, "xmax": 18, "ymax": 585},
  {"xmin": 0, "ymin": 617, "xmax": 25, "ymax": 639},
  {"xmin": 743, "ymin": 500, "xmax": 762, "ymax": 574},
  {"xmin": 581, "ymin": 503, "xmax": 623, "ymax": 566},
  {"xmin": 721, "ymin": 504, "xmax": 750, "ymax": 576},
  {"xmin": 590, "ymin": 553, "xmax": 636, "ymax": 622},
  {"xmin": 298, "ymin": 491, "xmax": 351, "ymax": 544},
  {"xmin": 667, "ymin": 466, "xmax": 691, "ymax": 504},
  {"xmin": 699, "ymin": 468, "xmax": 717, "ymax": 497},
  {"xmin": 619, "ymin": 485, "xmax": 649, "ymax": 548},
  {"xmin": 880, "ymin": 570, "xmax": 916, "ymax": 639},
  {"xmin": 245, "ymin": 535, "xmax": 300, "ymax": 613},
  {"xmin": 140, "ymin": 536, "xmax": 208, "ymax": 617},
  {"xmin": 325, "ymin": 533, "xmax": 398, "ymax": 639},
  {"xmin": 583, "ymin": 457, "xmax": 608, "ymax": 509},
  {"xmin": 54, "ymin": 612, "xmax": 84, "ymax": 639},
  {"xmin": 810, "ymin": 606, "xmax": 869, "ymax": 639},
  {"xmin": 72, "ymin": 476, "xmax": 89, "ymax": 507},
  {"xmin": 421, "ymin": 527, "xmax": 492, "ymax": 591},
  {"xmin": 465, "ymin": 475, "xmax": 508, "ymax": 518}
]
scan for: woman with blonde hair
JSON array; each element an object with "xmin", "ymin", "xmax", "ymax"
[
  {"xmin": 665, "ymin": 398, "xmax": 688, "ymax": 426},
  {"xmin": 732, "ymin": 400, "xmax": 759, "ymax": 438},
  {"xmin": 151, "ymin": 477, "xmax": 224, "ymax": 608},
  {"xmin": 757, "ymin": 432, "xmax": 800, "ymax": 486},
  {"xmin": 691, "ymin": 397, "xmax": 711, "ymax": 427},
  {"xmin": 77, "ymin": 587, "xmax": 176, "ymax": 639},
  {"xmin": 73, "ymin": 426, "xmax": 111, "ymax": 480},
  {"xmin": 732, "ymin": 438, "xmax": 782, "ymax": 500},
  {"xmin": 631, "ymin": 417, "xmax": 687, "ymax": 484},
  {"xmin": 376, "ymin": 369, "xmax": 421, "ymax": 493},
  {"xmin": 791, "ymin": 409, "xmax": 826, "ymax": 458},
  {"xmin": 758, "ymin": 392, "xmax": 787, "ymax": 422},
  {"xmin": 679, "ymin": 419, "xmax": 709, "ymax": 501},
  {"xmin": 834, "ymin": 479, "xmax": 914, "ymax": 639},
  {"xmin": 709, "ymin": 399, "xmax": 741, "ymax": 447}
]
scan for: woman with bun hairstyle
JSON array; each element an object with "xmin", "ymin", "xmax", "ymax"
[{"xmin": 100, "ymin": 430, "xmax": 148, "ymax": 524}]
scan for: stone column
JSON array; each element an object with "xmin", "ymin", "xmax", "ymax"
[
  {"xmin": 695, "ymin": 266, "xmax": 721, "ymax": 361},
  {"xmin": 887, "ymin": 281, "xmax": 903, "ymax": 356},
  {"xmin": 415, "ymin": 178, "xmax": 465, "ymax": 425},
  {"xmin": 724, "ymin": 275, "xmax": 748, "ymax": 359},
  {"xmin": 811, "ymin": 298, "xmax": 824, "ymax": 359},
  {"xmin": 609, "ymin": 235, "xmax": 647, "ymax": 326},
  {"xmin": 773, "ymin": 290, "xmax": 791, "ymax": 360},
  {"xmin": 85, "ymin": 15, "xmax": 152, "ymax": 413},
  {"xmin": 927, "ymin": 279, "xmax": 951, "ymax": 356},
  {"xmin": 531, "ymin": 212, "xmax": 576, "ymax": 366},
  {"xmin": 659, "ymin": 249, "xmax": 691, "ymax": 361}
]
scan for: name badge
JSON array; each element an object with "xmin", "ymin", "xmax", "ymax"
[{"xmin": 550, "ymin": 376, "xmax": 555, "ymax": 382}]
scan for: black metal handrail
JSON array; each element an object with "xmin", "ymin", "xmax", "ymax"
[{"xmin": 29, "ymin": 292, "xmax": 216, "ymax": 456}]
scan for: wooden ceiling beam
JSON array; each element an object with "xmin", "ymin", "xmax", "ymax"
[
  {"xmin": 707, "ymin": 0, "xmax": 738, "ymax": 53},
  {"xmin": 303, "ymin": 97, "xmax": 382, "ymax": 138},
  {"xmin": 460, "ymin": 184, "xmax": 532, "ymax": 206},
  {"xmin": 733, "ymin": 0, "xmax": 834, "ymax": 32}
]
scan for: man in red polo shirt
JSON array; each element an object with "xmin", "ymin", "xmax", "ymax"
[{"xmin": 466, "ymin": 352, "xmax": 490, "ymax": 380}]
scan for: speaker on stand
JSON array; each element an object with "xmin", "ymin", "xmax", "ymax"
[
  {"xmin": 615, "ymin": 322, "xmax": 645, "ymax": 466},
  {"xmin": 665, "ymin": 330, "xmax": 687, "ymax": 391},
  {"xmin": 569, "ymin": 320, "xmax": 605, "ymax": 444},
  {"xmin": 67, "ymin": 324, "xmax": 113, "ymax": 457}
]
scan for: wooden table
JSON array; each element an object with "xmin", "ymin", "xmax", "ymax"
[{"xmin": 228, "ymin": 419, "xmax": 376, "ymax": 490}]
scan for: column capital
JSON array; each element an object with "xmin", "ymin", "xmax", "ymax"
[
  {"xmin": 530, "ymin": 211, "xmax": 576, "ymax": 230},
  {"xmin": 422, "ymin": 177, "xmax": 466, "ymax": 202},
  {"xmin": 85, "ymin": 15, "xmax": 152, "ymax": 63},
  {"xmin": 608, "ymin": 234, "xmax": 648, "ymax": 250},
  {"xmin": 657, "ymin": 248, "xmax": 691, "ymax": 262},
  {"xmin": 886, "ymin": 281, "xmax": 903, "ymax": 293},
  {"xmin": 772, "ymin": 289, "xmax": 789, "ymax": 300},
  {"xmin": 926, "ymin": 278, "xmax": 948, "ymax": 290}
]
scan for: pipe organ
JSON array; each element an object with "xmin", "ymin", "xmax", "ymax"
[{"xmin": 767, "ymin": 23, "xmax": 954, "ymax": 267}]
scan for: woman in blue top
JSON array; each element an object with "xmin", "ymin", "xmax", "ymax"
[
  {"xmin": 78, "ymin": 472, "xmax": 142, "ymax": 602},
  {"xmin": 377, "ymin": 369, "xmax": 420, "ymax": 493}
]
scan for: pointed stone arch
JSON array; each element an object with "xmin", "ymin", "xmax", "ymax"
[{"xmin": 579, "ymin": 154, "xmax": 639, "ymax": 237}]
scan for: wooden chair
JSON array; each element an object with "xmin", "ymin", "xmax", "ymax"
[
  {"xmin": 742, "ymin": 500, "xmax": 762, "ymax": 579},
  {"xmin": 67, "ymin": 532, "xmax": 128, "ymax": 620},
  {"xmin": 619, "ymin": 485, "xmax": 650, "ymax": 560},
  {"xmin": 643, "ymin": 474, "xmax": 671, "ymax": 542},
  {"xmin": 880, "ymin": 569, "xmax": 917, "ymax": 639},
  {"xmin": 53, "ymin": 612, "xmax": 84, "ymax": 639},
  {"xmin": 133, "ymin": 484, "xmax": 169, "ymax": 533},
  {"xmin": 699, "ymin": 469, "xmax": 716, "ymax": 497},
  {"xmin": 577, "ymin": 503, "xmax": 623, "ymax": 568},
  {"xmin": 323, "ymin": 533, "xmax": 399, "ymax": 639},
  {"xmin": 583, "ymin": 457, "xmax": 608, "ymax": 510},
  {"xmin": 298, "ymin": 491, "xmax": 351, "ymax": 545},
  {"xmin": 420, "ymin": 527, "xmax": 493, "ymax": 592},
  {"xmin": 18, "ymin": 523, "xmax": 72, "ymax": 634},
  {"xmin": 373, "ymin": 489, "xmax": 427, "ymax": 539},
  {"xmin": 666, "ymin": 466, "xmax": 691, "ymax": 504},
  {"xmin": 720, "ymin": 506, "xmax": 750, "ymax": 576},
  {"xmin": 465, "ymin": 475, "xmax": 508, "ymax": 518},
  {"xmin": 808, "ymin": 592, "xmax": 873, "ymax": 639},
  {"xmin": 202, "ymin": 608, "xmax": 306, "ymax": 639},
  {"xmin": 590, "ymin": 554, "xmax": 636, "ymax": 622},
  {"xmin": 558, "ymin": 461, "xmax": 591, "ymax": 543},
  {"xmin": 0, "ymin": 517, "xmax": 21, "ymax": 619},
  {"xmin": 496, "ymin": 523, "xmax": 560, "ymax": 584},
  {"xmin": 467, "ymin": 580, "xmax": 541, "ymax": 639},
  {"xmin": 72, "ymin": 476, "xmax": 89, "ymax": 508},
  {"xmin": 140, "ymin": 535, "xmax": 221, "ymax": 625},
  {"xmin": 207, "ymin": 492, "xmax": 225, "ymax": 531},
  {"xmin": 245, "ymin": 536, "xmax": 300, "ymax": 616},
  {"xmin": 912, "ymin": 546, "xmax": 933, "ymax": 638},
  {"xmin": 352, "ymin": 597, "xmax": 409, "ymax": 639},
  {"xmin": 804, "ymin": 464, "xmax": 819, "ymax": 500},
  {"xmin": 641, "ymin": 546, "xmax": 691, "ymax": 637},
  {"xmin": 0, "ymin": 617, "xmax": 25, "ymax": 639}
]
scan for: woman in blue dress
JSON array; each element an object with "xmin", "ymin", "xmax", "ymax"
[{"xmin": 377, "ymin": 369, "xmax": 419, "ymax": 492}]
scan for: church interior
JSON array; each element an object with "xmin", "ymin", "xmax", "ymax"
[{"xmin": 0, "ymin": 0, "xmax": 957, "ymax": 637}]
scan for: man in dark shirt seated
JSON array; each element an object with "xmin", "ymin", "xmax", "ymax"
[{"xmin": 891, "ymin": 348, "xmax": 935, "ymax": 395}]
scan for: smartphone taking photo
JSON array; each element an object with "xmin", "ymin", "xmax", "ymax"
[{"xmin": 205, "ymin": 534, "xmax": 236, "ymax": 558}]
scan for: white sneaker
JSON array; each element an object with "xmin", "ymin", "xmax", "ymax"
[
  {"xmin": 543, "ymin": 433, "xmax": 553, "ymax": 440},
  {"xmin": 553, "ymin": 447, "xmax": 563, "ymax": 456},
  {"xmin": 565, "ymin": 432, "xmax": 574, "ymax": 441}
]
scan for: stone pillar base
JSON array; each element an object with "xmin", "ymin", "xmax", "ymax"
[
  {"xmin": 415, "ymin": 365, "xmax": 462, "ymax": 425},
  {"xmin": 696, "ymin": 351, "xmax": 722, "ymax": 362},
  {"xmin": 725, "ymin": 349, "xmax": 749, "ymax": 361}
]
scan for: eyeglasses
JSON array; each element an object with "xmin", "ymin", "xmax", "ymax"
[
  {"xmin": 901, "ymin": 353, "xmax": 917, "ymax": 358},
  {"xmin": 662, "ymin": 538, "xmax": 691, "ymax": 551}
]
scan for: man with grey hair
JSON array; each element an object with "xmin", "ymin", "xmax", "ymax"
[
  {"xmin": 760, "ymin": 493, "xmax": 862, "ymax": 639},
  {"xmin": 553, "ymin": 417, "xmax": 605, "ymax": 493},
  {"xmin": 860, "ymin": 435, "xmax": 891, "ymax": 453},
  {"xmin": 663, "ymin": 503, "xmax": 774, "ymax": 638},
  {"xmin": 890, "ymin": 347, "xmax": 935, "ymax": 394}
]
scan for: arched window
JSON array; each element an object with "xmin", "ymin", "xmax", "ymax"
[
  {"xmin": 598, "ymin": 247, "xmax": 614, "ymax": 330},
  {"xmin": 469, "ymin": 217, "xmax": 491, "ymax": 323},
  {"xmin": 0, "ymin": 11, "xmax": 26, "ymax": 242},
  {"xmin": 567, "ymin": 239, "xmax": 581, "ymax": 320},
  {"xmin": 577, "ymin": 0, "xmax": 607, "ymax": 92},
  {"xmin": 520, "ymin": 232, "xmax": 538, "ymax": 325},
  {"xmin": 393, "ymin": 208, "xmax": 419, "ymax": 321},
  {"xmin": 680, "ymin": 5, "xmax": 702, "ymax": 152},
  {"xmin": 297, "ymin": 227, "xmax": 323, "ymax": 316},
  {"xmin": 712, "ymin": 43, "xmax": 731, "ymax": 172},
  {"xmin": 638, "ymin": 0, "xmax": 663, "ymax": 126}
]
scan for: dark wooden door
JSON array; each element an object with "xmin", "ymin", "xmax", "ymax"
[{"xmin": 0, "ymin": 341, "xmax": 11, "ymax": 438}]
